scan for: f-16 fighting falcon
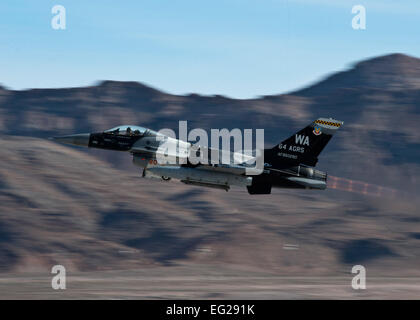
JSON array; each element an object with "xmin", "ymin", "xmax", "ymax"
[{"xmin": 52, "ymin": 118, "xmax": 343, "ymax": 194}]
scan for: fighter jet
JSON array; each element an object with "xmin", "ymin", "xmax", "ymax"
[{"xmin": 52, "ymin": 118, "xmax": 343, "ymax": 194}]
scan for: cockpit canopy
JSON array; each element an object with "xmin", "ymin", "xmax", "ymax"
[{"xmin": 104, "ymin": 125, "xmax": 148, "ymax": 136}]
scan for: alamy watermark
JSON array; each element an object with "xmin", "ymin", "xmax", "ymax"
[
  {"xmin": 352, "ymin": 5, "xmax": 366, "ymax": 30},
  {"xmin": 51, "ymin": 265, "xmax": 66, "ymax": 290},
  {"xmin": 154, "ymin": 121, "xmax": 265, "ymax": 175},
  {"xmin": 351, "ymin": 265, "xmax": 366, "ymax": 290},
  {"xmin": 51, "ymin": 5, "xmax": 66, "ymax": 30}
]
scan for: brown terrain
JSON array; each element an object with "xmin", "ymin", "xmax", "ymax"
[{"xmin": 0, "ymin": 53, "xmax": 419, "ymax": 299}]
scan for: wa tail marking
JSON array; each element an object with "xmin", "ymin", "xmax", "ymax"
[{"xmin": 295, "ymin": 134, "xmax": 309, "ymax": 146}]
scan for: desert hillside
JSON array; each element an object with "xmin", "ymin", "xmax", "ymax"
[{"xmin": 0, "ymin": 53, "xmax": 419, "ymax": 281}]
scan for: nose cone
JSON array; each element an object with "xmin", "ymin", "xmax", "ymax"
[{"xmin": 51, "ymin": 133, "xmax": 91, "ymax": 147}]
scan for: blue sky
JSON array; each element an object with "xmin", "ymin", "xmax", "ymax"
[{"xmin": 0, "ymin": 0, "xmax": 419, "ymax": 98}]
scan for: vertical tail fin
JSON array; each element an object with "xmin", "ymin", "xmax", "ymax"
[{"xmin": 265, "ymin": 118, "xmax": 343, "ymax": 167}]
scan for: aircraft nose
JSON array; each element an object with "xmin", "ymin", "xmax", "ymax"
[{"xmin": 51, "ymin": 133, "xmax": 91, "ymax": 147}]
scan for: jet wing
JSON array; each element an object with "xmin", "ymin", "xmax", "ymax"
[
  {"xmin": 130, "ymin": 134, "xmax": 190, "ymax": 163},
  {"xmin": 131, "ymin": 136, "xmax": 261, "ymax": 175},
  {"xmin": 188, "ymin": 145, "xmax": 262, "ymax": 175}
]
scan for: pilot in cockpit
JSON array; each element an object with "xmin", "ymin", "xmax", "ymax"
[{"xmin": 105, "ymin": 125, "xmax": 147, "ymax": 137}]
